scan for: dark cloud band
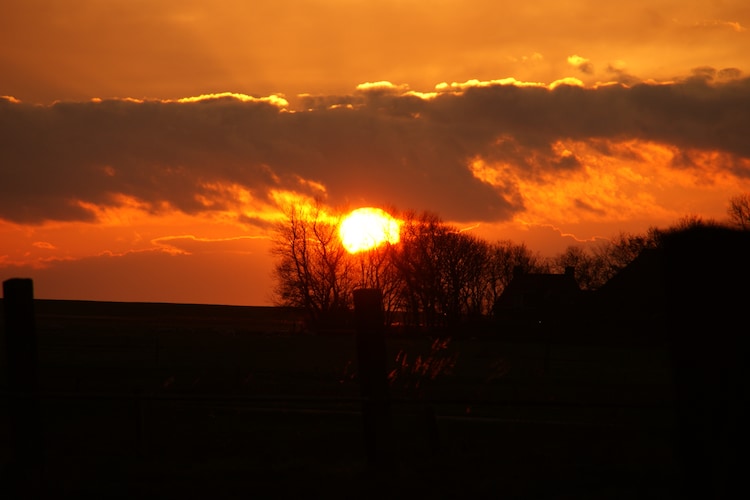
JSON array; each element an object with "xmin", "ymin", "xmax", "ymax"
[{"xmin": 1, "ymin": 72, "xmax": 748, "ymax": 225}]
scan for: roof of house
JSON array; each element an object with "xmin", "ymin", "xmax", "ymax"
[
  {"xmin": 494, "ymin": 267, "xmax": 581, "ymax": 312},
  {"xmin": 594, "ymin": 248, "xmax": 665, "ymax": 311}
]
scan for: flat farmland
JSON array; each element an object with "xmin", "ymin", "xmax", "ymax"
[{"xmin": 1, "ymin": 300, "xmax": 680, "ymax": 499}]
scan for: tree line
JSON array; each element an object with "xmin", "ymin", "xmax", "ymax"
[{"xmin": 271, "ymin": 193, "xmax": 750, "ymax": 331}]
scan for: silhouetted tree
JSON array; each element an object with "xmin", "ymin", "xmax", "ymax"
[
  {"xmin": 350, "ymin": 241, "xmax": 404, "ymax": 326},
  {"xmin": 271, "ymin": 201, "xmax": 740, "ymax": 337},
  {"xmin": 451, "ymin": 235, "xmax": 491, "ymax": 318},
  {"xmin": 592, "ymin": 230, "xmax": 660, "ymax": 285},
  {"xmin": 727, "ymin": 193, "xmax": 750, "ymax": 230},
  {"xmin": 271, "ymin": 203, "xmax": 355, "ymax": 328},
  {"xmin": 390, "ymin": 211, "xmax": 447, "ymax": 329},
  {"xmin": 485, "ymin": 240, "xmax": 546, "ymax": 306},
  {"xmin": 434, "ymin": 229, "xmax": 490, "ymax": 325},
  {"xmin": 391, "ymin": 212, "xmax": 503, "ymax": 329},
  {"xmin": 551, "ymin": 245, "xmax": 608, "ymax": 290}
]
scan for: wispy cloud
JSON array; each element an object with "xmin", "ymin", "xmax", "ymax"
[{"xmin": 152, "ymin": 234, "xmax": 271, "ymax": 254}]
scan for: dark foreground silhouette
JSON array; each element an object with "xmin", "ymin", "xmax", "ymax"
[
  {"xmin": 662, "ymin": 227, "xmax": 750, "ymax": 499},
  {"xmin": 1, "ymin": 226, "xmax": 748, "ymax": 499}
]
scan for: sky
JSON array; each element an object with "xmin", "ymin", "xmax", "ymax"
[{"xmin": 2, "ymin": 0, "xmax": 750, "ymax": 306}]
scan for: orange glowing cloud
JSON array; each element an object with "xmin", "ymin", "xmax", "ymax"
[
  {"xmin": 3, "ymin": 75, "xmax": 750, "ymax": 231},
  {"xmin": 467, "ymin": 137, "xmax": 750, "ymax": 247}
]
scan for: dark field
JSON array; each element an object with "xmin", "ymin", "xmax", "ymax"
[{"xmin": 1, "ymin": 300, "xmax": 681, "ymax": 498}]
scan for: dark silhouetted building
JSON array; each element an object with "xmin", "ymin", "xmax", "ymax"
[{"xmin": 493, "ymin": 266, "xmax": 582, "ymax": 326}]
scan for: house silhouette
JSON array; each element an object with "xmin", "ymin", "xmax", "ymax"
[
  {"xmin": 493, "ymin": 266, "xmax": 582, "ymax": 326},
  {"xmin": 591, "ymin": 248, "xmax": 665, "ymax": 327}
]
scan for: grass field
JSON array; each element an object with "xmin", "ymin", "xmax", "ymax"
[{"xmin": 1, "ymin": 300, "xmax": 680, "ymax": 498}]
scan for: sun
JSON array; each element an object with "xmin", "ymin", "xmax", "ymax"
[{"xmin": 339, "ymin": 207, "xmax": 401, "ymax": 254}]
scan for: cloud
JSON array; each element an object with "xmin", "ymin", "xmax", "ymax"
[
  {"xmin": 32, "ymin": 241, "xmax": 56, "ymax": 250},
  {"xmin": 688, "ymin": 19, "xmax": 746, "ymax": 33},
  {"xmin": 567, "ymin": 55, "xmax": 594, "ymax": 74},
  {"xmin": 2, "ymin": 73, "xmax": 749, "ymax": 226},
  {"xmin": 151, "ymin": 234, "xmax": 270, "ymax": 254}
]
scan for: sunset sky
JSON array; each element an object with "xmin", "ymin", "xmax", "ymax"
[{"xmin": 2, "ymin": 0, "xmax": 750, "ymax": 306}]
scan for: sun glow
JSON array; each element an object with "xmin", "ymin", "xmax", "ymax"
[{"xmin": 339, "ymin": 207, "xmax": 401, "ymax": 254}]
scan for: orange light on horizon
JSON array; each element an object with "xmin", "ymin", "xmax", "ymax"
[{"xmin": 339, "ymin": 207, "xmax": 401, "ymax": 254}]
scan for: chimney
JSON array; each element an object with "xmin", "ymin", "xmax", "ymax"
[{"xmin": 565, "ymin": 266, "xmax": 575, "ymax": 277}]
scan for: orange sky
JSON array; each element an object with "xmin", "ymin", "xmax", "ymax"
[{"xmin": 2, "ymin": 0, "xmax": 750, "ymax": 306}]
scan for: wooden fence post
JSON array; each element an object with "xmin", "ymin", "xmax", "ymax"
[
  {"xmin": 3, "ymin": 278, "xmax": 43, "ymax": 478},
  {"xmin": 353, "ymin": 288, "xmax": 393, "ymax": 471}
]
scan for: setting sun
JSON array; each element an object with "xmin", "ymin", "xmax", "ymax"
[{"xmin": 339, "ymin": 207, "xmax": 401, "ymax": 254}]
